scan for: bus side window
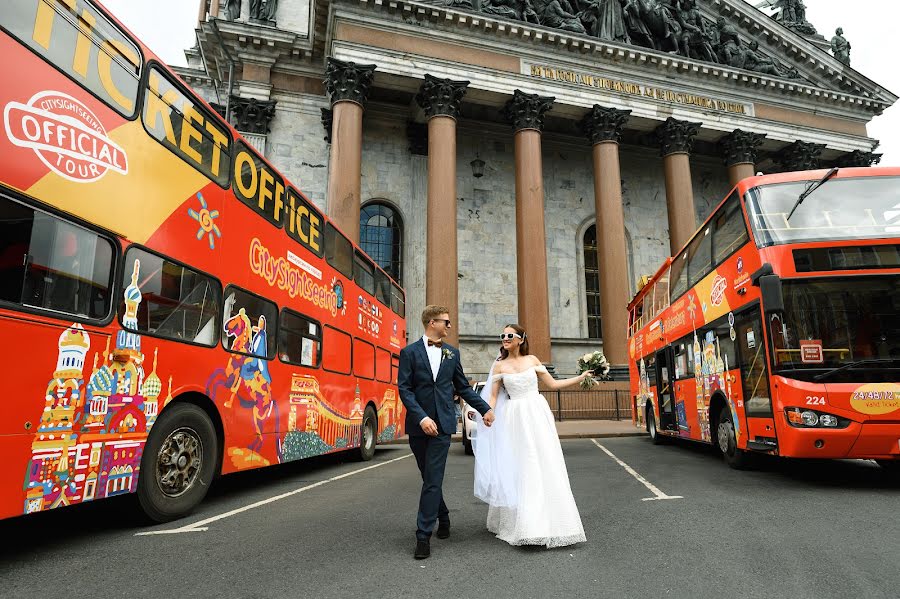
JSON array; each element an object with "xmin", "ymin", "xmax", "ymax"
[
  {"xmin": 390, "ymin": 283, "xmax": 405, "ymax": 318},
  {"xmin": 673, "ymin": 340, "xmax": 691, "ymax": 379},
  {"xmin": 687, "ymin": 227, "xmax": 713, "ymax": 287},
  {"xmin": 353, "ymin": 252, "xmax": 375, "ymax": 296},
  {"xmin": 374, "ymin": 269, "xmax": 391, "ymax": 306},
  {"xmin": 735, "ymin": 309, "xmax": 772, "ymax": 416},
  {"xmin": 323, "ymin": 325, "xmax": 351, "ymax": 374},
  {"xmin": 120, "ymin": 247, "xmax": 221, "ymax": 346},
  {"xmin": 278, "ymin": 309, "xmax": 321, "ymax": 367},
  {"xmin": 324, "ymin": 224, "xmax": 353, "ymax": 278},
  {"xmin": 712, "ymin": 193, "xmax": 748, "ymax": 265},
  {"xmin": 353, "ymin": 338, "xmax": 375, "ymax": 380},
  {"xmin": 0, "ymin": 195, "xmax": 115, "ymax": 321},
  {"xmin": 391, "ymin": 353, "xmax": 401, "ymax": 384},
  {"xmin": 670, "ymin": 252, "xmax": 688, "ymax": 299},
  {"xmin": 376, "ymin": 347, "xmax": 391, "ymax": 383},
  {"xmin": 221, "ymin": 286, "xmax": 277, "ymax": 359}
]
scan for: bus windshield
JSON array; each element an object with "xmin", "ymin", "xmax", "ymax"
[
  {"xmin": 771, "ymin": 275, "xmax": 900, "ymax": 382},
  {"xmin": 746, "ymin": 176, "xmax": 900, "ymax": 247}
]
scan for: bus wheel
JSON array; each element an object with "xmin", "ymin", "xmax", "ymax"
[
  {"xmin": 647, "ymin": 407, "xmax": 664, "ymax": 445},
  {"xmin": 354, "ymin": 406, "xmax": 378, "ymax": 462},
  {"xmin": 716, "ymin": 407, "xmax": 749, "ymax": 470},
  {"xmin": 137, "ymin": 403, "xmax": 218, "ymax": 523},
  {"xmin": 876, "ymin": 460, "xmax": 900, "ymax": 478}
]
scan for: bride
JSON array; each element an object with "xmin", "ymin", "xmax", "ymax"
[{"xmin": 473, "ymin": 324, "xmax": 592, "ymax": 548}]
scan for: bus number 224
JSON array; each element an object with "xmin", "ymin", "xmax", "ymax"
[{"xmin": 806, "ymin": 396, "xmax": 826, "ymax": 406}]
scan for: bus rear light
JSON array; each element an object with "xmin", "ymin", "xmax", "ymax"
[{"xmin": 785, "ymin": 408, "xmax": 850, "ymax": 429}]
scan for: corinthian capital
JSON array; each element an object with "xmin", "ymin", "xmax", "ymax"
[
  {"xmin": 229, "ymin": 96, "xmax": 277, "ymax": 135},
  {"xmin": 836, "ymin": 150, "xmax": 882, "ymax": 167},
  {"xmin": 654, "ymin": 117, "xmax": 701, "ymax": 157},
  {"xmin": 415, "ymin": 74, "xmax": 469, "ymax": 120},
  {"xmin": 775, "ymin": 140, "xmax": 825, "ymax": 171},
  {"xmin": 579, "ymin": 105, "xmax": 631, "ymax": 145},
  {"xmin": 501, "ymin": 89, "xmax": 555, "ymax": 132},
  {"xmin": 719, "ymin": 129, "xmax": 766, "ymax": 167},
  {"xmin": 324, "ymin": 58, "xmax": 376, "ymax": 107}
]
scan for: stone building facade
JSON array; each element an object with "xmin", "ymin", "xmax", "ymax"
[{"xmin": 178, "ymin": 0, "xmax": 894, "ymax": 376}]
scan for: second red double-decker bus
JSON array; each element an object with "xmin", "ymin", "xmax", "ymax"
[
  {"xmin": 0, "ymin": 0, "xmax": 406, "ymax": 522},
  {"xmin": 628, "ymin": 166, "xmax": 900, "ymax": 472}
]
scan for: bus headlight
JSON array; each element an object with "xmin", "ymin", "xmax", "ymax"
[{"xmin": 785, "ymin": 408, "xmax": 850, "ymax": 429}]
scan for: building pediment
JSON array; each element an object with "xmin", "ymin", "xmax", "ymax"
[{"xmin": 312, "ymin": 0, "xmax": 894, "ymax": 117}]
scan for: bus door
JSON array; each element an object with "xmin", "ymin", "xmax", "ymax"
[{"xmin": 655, "ymin": 347, "xmax": 677, "ymax": 431}]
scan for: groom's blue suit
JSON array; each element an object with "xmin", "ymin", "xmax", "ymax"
[{"xmin": 398, "ymin": 338, "xmax": 492, "ymax": 542}]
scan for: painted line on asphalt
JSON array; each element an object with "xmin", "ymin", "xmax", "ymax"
[
  {"xmin": 591, "ymin": 439, "xmax": 683, "ymax": 501},
  {"xmin": 135, "ymin": 453, "xmax": 414, "ymax": 536}
]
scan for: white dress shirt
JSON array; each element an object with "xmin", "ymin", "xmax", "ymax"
[{"xmin": 421, "ymin": 335, "xmax": 443, "ymax": 427}]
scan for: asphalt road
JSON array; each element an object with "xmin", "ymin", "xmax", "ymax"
[{"xmin": 1, "ymin": 436, "xmax": 898, "ymax": 599}]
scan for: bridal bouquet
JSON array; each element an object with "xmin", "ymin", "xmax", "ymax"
[{"xmin": 577, "ymin": 351, "xmax": 611, "ymax": 389}]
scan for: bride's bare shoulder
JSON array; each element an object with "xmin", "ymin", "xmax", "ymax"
[{"xmin": 527, "ymin": 355, "xmax": 542, "ymax": 366}]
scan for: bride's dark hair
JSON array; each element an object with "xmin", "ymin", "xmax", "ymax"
[{"xmin": 499, "ymin": 323, "xmax": 529, "ymax": 359}]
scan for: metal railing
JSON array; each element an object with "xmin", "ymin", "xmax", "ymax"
[{"xmin": 542, "ymin": 389, "xmax": 630, "ymax": 421}]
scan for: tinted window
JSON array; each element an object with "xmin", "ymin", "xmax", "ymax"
[
  {"xmin": 222, "ymin": 286, "xmax": 277, "ymax": 358},
  {"xmin": 2, "ymin": 0, "xmax": 142, "ymax": 117},
  {"xmin": 686, "ymin": 227, "xmax": 713, "ymax": 287},
  {"xmin": 278, "ymin": 309, "xmax": 321, "ymax": 367},
  {"xmin": 354, "ymin": 252, "xmax": 375, "ymax": 296},
  {"xmin": 374, "ymin": 269, "xmax": 391, "ymax": 306},
  {"xmin": 0, "ymin": 196, "xmax": 114, "ymax": 320},
  {"xmin": 120, "ymin": 248, "xmax": 220, "ymax": 346},
  {"xmin": 325, "ymin": 223, "xmax": 353, "ymax": 278},
  {"xmin": 391, "ymin": 283, "xmax": 405, "ymax": 318},
  {"xmin": 670, "ymin": 252, "xmax": 688, "ymax": 299},
  {"xmin": 712, "ymin": 194, "xmax": 748, "ymax": 264}
]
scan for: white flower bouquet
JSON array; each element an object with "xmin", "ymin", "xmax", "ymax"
[{"xmin": 577, "ymin": 350, "xmax": 611, "ymax": 389}]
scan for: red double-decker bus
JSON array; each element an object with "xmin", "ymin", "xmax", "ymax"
[
  {"xmin": 0, "ymin": 0, "xmax": 407, "ymax": 522},
  {"xmin": 628, "ymin": 166, "xmax": 900, "ymax": 472}
]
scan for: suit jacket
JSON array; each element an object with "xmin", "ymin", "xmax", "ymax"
[{"xmin": 397, "ymin": 339, "xmax": 492, "ymax": 437}]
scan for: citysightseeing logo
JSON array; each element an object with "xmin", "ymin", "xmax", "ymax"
[{"xmin": 3, "ymin": 91, "xmax": 128, "ymax": 183}]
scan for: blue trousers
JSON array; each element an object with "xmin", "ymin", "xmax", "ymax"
[{"xmin": 409, "ymin": 433, "xmax": 451, "ymax": 541}]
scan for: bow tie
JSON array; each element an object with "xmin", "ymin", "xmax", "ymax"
[{"xmin": 427, "ymin": 339, "xmax": 443, "ymax": 348}]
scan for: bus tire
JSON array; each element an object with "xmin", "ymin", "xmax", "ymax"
[
  {"xmin": 716, "ymin": 406, "xmax": 750, "ymax": 470},
  {"xmin": 354, "ymin": 406, "xmax": 378, "ymax": 462},
  {"xmin": 647, "ymin": 406, "xmax": 664, "ymax": 445},
  {"xmin": 137, "ymin": 402, "xmax": 218, "ymax": 523}
]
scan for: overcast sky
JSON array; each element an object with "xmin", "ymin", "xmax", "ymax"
[{"xmin": 102, "ymin": 0, "xmax": 898, "ymax": 165}]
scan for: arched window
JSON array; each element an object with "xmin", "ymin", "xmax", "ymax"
[
  {"xmin": 359, "ymin": 202, "xmax": 403, "ymax": 284},
  {"xmin": 583, "ymin": 225, "xmax": 601, "ymax": 339}
]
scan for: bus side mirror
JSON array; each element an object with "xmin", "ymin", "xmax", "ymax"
[{"xmin": 751, "ymin": 264, "xmax": 783, "ymax": 313}]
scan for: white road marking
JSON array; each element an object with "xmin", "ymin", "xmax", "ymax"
[
  {"xmin": 136, "ymin": 453, "xmax": 414, "ymax": 536},
  {"xmin": 591, "ymin": 439, "xmax": 683, "ymax": 501}
]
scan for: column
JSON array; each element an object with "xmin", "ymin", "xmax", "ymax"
[
  {"xmin": 416, "ymin": 75, "xmax": 469, "ymax": 347},
  {"xmin": 775, "ymin": 140, "xmax": 825, "ymax": 172},
  {"xmin": 579, "ymin": 105, "xmax": 631, "ymax": 367},
  {"xmin": 719, "ymin": 129, "xmax": 766, "ymax": 187},
  {"xmin": 502, "ymin": 89, "xmax": 555, "ymax": 364},
  {"xmin": 654, "ymin": 117, "xmax": 701, "ymax": 255},
  {"xmin": 324, "ymin": 58, "xmax": 376, "ymax": 244}
]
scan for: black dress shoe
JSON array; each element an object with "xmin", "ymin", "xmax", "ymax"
[
  {"xmin": 436, "ymin": 521, "xmax": 450, "ymax": 539},
  {"xmin": 414, "ymin": 540, "xmax": 431, "ymax": 559}
]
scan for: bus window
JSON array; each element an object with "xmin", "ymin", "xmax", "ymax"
[
  {"xmin": 354, "ymin": 251, "xmax": 375, "ymax": 296},
  {"xmin": 391, "ymin": 283, "xmax": 405, "ymax": 318},
  {"xmin": 735, "ymin": 308, "xmax": 772, "ymax": 417},
  {"xmin": 673, "ymin": 339, "xmax": 691, "ymax": 379},
  {"xmin": 687, "ymin": 227, "xmax": 712, "ymax": 287},
  {"xmin": 376, "ymin": 347, "xmax": 391, "ymax": 383},
  {"xmin": 120, "ymin": 247, "xmax": 221, "ymax": 346},
  {"xmin": 222, "ymin": 286, "xmax": 277, "ymax": 359},
  {"xmin": 278, "ymin": 308, "xmax": 321, "ymax": 367},
  {"xmin": 323, "ymin": 325, "xmax": 351, "ymax": 374},
  {"xmin": 325, "ymin": 223, "xmax": 353, "ymax": 278},
  {"xmin": 2, "ymin": 0, "xmax": 142, "ymax": 117},
  {"xmin": 374, "ymin": 269, "xmax": 391, "ymax": 306},
  {"xmin": 391, "ymin": 353, "xmax": 401, "ymax": 385},
  {"xmin": 670, "ymin": 252, "xmax": 688, "ymax": 299},
  {"xmin": 353, "ymin": 337, "xmax": 375, "ymax": 380},
  {"xmin": 142, "ymin": 66, "xmax": 231, "ymax": 187},
  {"xmin": 0, "ymin": 195, "xmax": 114, "ymax": 321},
  {"xmin": 712, "ymin": 193, "xmax": 748, "ymax": 265}
]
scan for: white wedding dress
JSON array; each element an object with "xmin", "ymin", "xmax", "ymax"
[{"xmin": 475, "ymin": 365, "xmax": 586, "ymax": 548}]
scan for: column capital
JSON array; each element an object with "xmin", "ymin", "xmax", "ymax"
[
  {"xmin": 775, "ymin": 140, "xmax": 825, "ymax": 171},
  {"xmin": 229, "ymin": 96, "xmax": 277, "ymax": 134},
  {"xmin": 580, "ymin": 105, "xmax": 631, "ymax": 145},
  {"xmin": 501, "ymin": 89, "xmax": 555, "ymax": 132},
  {"xmin": 719, "ymin": 129, "xmax": 766, "ymax": 167},
  {"xmin": 836, "ymin": 150, "xmax": 882, "ymax": 167},
  {"xmin": 415, "ymin": 74, "xmax": 469, "ymax": 120},
  {"xmin": 320, "ymin": 107, "xmax": 332, "ymax": 144},
  {"xmin": 654, "ymin": 117, "xmax": 701, "ymax": 157},
  {"xmin": 324, "ymin": 58, "xmax": 376, "ymax": 107}
]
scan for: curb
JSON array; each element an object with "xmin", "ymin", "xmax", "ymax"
[{"xmin": 381, "ymin": 432, "xmax": 646, "ymax": 445}]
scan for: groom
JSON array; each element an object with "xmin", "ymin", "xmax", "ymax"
[{"xmin": 398, "ymin": 305, "xmax": 495, "ymax": 559}]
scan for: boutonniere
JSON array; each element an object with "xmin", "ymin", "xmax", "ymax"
[{"xmin": 441, "ymin": 348, "xmax": 453, "ymax": 360}]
